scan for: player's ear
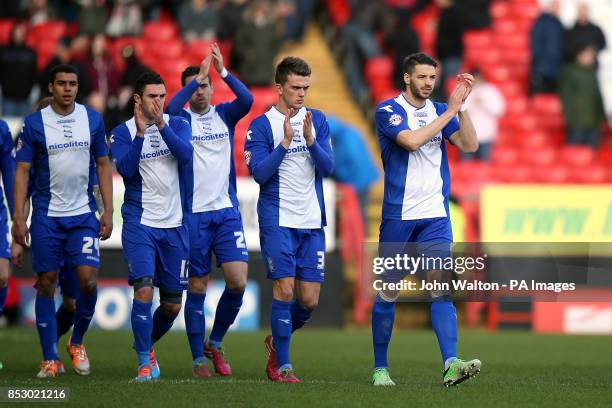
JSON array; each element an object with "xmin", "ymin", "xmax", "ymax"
[
  {"xmin": 403, "ymin": 72, "xmax": 410, "ymax": 87},
  {"xmin": 275, "ymin": 83, "xmax": 283, "ymax": 96},
  {"xmin": 133, "ymin": 93, "xmax": 141, "ymax": 104},
  {"xmin": 48, "ymin": 81, "xmax": 53, "ymax": 95}
]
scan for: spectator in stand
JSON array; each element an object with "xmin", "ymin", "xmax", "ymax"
[
  {"xmin": 386, "ymin": 0, "xmax": 425, "ymax": 90},
  {"xmin": 462, "ymin": 70, "xmax": 505, "ymax": 160},
  {"xmin": 219, "ymin": 0, "xmax": 249, "ymax": 41},
  {"xmin": 284, "ymin": 0, "xmax": 314, "ymax": 43},
  {"xmin": 458, "ymin": 0, "xmax": 491, "ymax": 30},
  {"xmin": 29, "ymin": 0, "xmax": 57, "ymax": 25},
  {"xmin": 178, "ymin": 0, "xmax": 219, "ymax": 41},
  {"xmin": 77, "ymin": 0, "xmax": 109, "ymax": 36},
  {"xmin": 106, "ymin": 0, "xmax": 143, "ymax": 37},
  {"xmin": 342, "ymin": 0, "xmax": 393, "ymax": 103},
  {"xmin": 328, "ymin": 116, "xmax": 379, "ymax": 235},
  {"xmin": 0, "ymin": 23, "xmax": 37, "ymax": 117},
  {"xmin": 0, "ymin": 2, "xmax": 24, "ymax": 18},
  {"xmin": 530, "ymin": 0, "xmax": 564, "ymax": 94},
  {"xmin": 560, "ymin": 45, "xmax": 606, "ymax": 148},
  {"xmin": 566, "ymin": 2, "xmax": 606, "ymax": 63},
  {"xmin": 392, "ymin": 22, "xmax": 420, "ymax": 90},
  {"xmin": 234, "ymin": 0, "xmax": 285, "ymax": 87},
  {"xmin": 117, "ymin": 44, "xmax": 151, "ymax": 122},
  {"xmin": 83, "ymin": 34, "xmax": 121, "ymax": 129},
  {"xmin": 435, "ymin": 0, "xmax": 464, "ymax": 98}
]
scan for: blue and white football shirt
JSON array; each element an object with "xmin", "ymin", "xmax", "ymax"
[
  {"xmin": 110, "ymin": 114, "xmax": 193, "ymax": 228},
  {"xmin": 376, "ymin": 95, "xmax": 459, "ymax": 221},
  {"xmin": 245, "ymin": 106, "xmax": 333, "ymax": 229},
  {"xmin": 165, "ymin": 73, "xmax": 253, "ymax": 213},
  {"xmin": 16, "ymin": 103, "xmax": 108, "ymax": 217},
  {"xmin": 0, "ymin": 120, "xmax": 15, "ymax": 219}
]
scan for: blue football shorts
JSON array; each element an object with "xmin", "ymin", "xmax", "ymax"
[{"xmin": 260, "ymin": 226, "xmax": 326, "ymax": 283}]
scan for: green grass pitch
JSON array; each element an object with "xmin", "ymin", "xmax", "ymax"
[{"xmin": 1, "ymin": 328, "xmax": 611, "ymax": 407}]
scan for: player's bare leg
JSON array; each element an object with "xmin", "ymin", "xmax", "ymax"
[{"xmin": 205, "ymin": 261, "xmax": 247, "ymax": 376}]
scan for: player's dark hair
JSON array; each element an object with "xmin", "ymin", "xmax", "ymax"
[
  {"xmin": 274, "ymin": 57, "xmax": 311, "ymax": 85},
  {"xmin": 403, "ymin": 53, "xmax": 438, "ymax": 75},
  {"xmin": 49, "ymin": 64, "xmax": 78, "ymax": 83},
  {"xmin": 135, "ymin": 71, "xmax": 165, "ymax": 96},
  {"xmin": 181, "ymin": 66, "xmax": 211, "ymax": 86}
]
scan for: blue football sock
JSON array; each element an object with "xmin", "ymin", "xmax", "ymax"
[
  {"xmin": 209, "ymin": 287, "xmax": 244, "ymax": 347},
  {"xmin": 56, "ymin": 304, "xmax": 76, "ymax": 339},
  {"xmin": 290, "ymin": 301, "xmax": 312, "ymax": 333},
  {"xmin": 270, "ymin": 299, "xmax": 292, "ymax": 369},
  {"xmin": 431, "ymin": 296, "xmax": 458, "ymax": 366},
  {"xmin": 71, "ymin": 290, "xmax": 97, "ymax": 345},
  {"xmin": 0, "ymin": 285, "xmax": 7, "ymax": 317},
  {"xmin": 372, "ymin": 299, "xmax": 395, "ymax": 369},
  {"xmin": 151, "ymin": 305, "xmax": 177, "ymax": 344},
  {"xmin": 185, "ymin": 291, "xmax": 206, "ymax": 360},
  {"xmin": 35, "ymin": 295, "xmax": 59, "ymax": 361},
  {"xmin": 131, "ymin": 299, "xmax": 153, "ymax": 361}
]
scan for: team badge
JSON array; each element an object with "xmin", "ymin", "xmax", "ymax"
[{"xmin": 389, "ymin": 114, "xmax": 403, "ymax": 126}]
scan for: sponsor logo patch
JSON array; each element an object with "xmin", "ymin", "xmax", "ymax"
[{"xmin": 389, "ymin": 114, "xmax": 403, "ymax": 126}]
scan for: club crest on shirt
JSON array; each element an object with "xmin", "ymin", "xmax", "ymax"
[
  {"xmin": 62, "ymin": 125, "xmax": 73, "ymax": 139},
  {"xmin": 149, "ymin": 133, "xmax": 160, "ymax": 148},
  {"xmin": 389, "ymin": 114, "xmax": 403, "ymax": 126}
]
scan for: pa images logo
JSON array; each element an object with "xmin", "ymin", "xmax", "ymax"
[{"xmin": 388, "ymin": 114, "xmax": 403, "ymax": 126}]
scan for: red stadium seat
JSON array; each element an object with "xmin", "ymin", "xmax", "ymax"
[
  {"xmin": 28, "ymin": 21, "xmax": 66, "ymax": 42},
  {"xmin": 516, "ymin": 130, "xmax": 550, "ymax": 149},
  {"xmin": 157, "ymin": 58, "xmax": 190, "ymax": 81},
  {"xmin": 36, "ymin": 40, "xmax": 58, "ymax": 71},
  {"xmin": 491, "ymin": 146, "xmax": 519, "ymax": 165},
  {"xmin": 326, "ymin": 0, "xmax": 351, "ymax": 27},
  {"xmin": 512, "ymin": 0, "xmax": 541, "ymax": 20},
  {"xmin": 490, "ymin": 1, "xmax": 511, "ymax": 20},
  {"xmin": 531, "ymin": 94, "xmax": 563, "ymax": 115},
  {"xmin": 251, "ymin": 87, "xmax": 278, "ymax": 112},
  {"xmin": 532, "ymin": 164, "xmax": 569, "ymax": 183},
  {"xmin": 522, "ymin": 146, "xmax": 557, "ymax": 166},
  {"xmin": 598, "ymin": 146, "xmax": 612, "ymax": 164},
  {"xmin": 463, "ymin": 30, "xmax": 493, "ymax": 49},
  {"xmin": 466, "ymin": 48, "xmax": 501, "ymax": 67},
  {"xmin": 492, "ymin": 164, "xmax": 532, "ymax": 183},
  {"xmin": 143, "ymin": 21, "xmax": 178, "ymax": 41},
  {"xmin": 454, "ymin": 161, "xmax": 491, "ymax": 183},
  {"xmin": 411, "ymin": 4, "xmax": 439, "ymax": 56},
  {"xmin": 496, "ymin": 34, "xmax": 529, "ymax": 51},
  {"xmin": 505, "ymin": 97, "xmax": 527, "ymax": 116},
  {"xmin": 185, "ymin": 39, "xmax": 217, "ymax": 65},
  {"xmin": 497, "ymin": 81, "xmax": 525, "ymax": 99},
  {"xmin": 501, "ymin": 49, "xmax": 530, "ymax": 66},
  {"xmin": 567, "ymin": 163, "xmax": 607, "ymax": 184},
  {"xmin": 0, "ymin": 19, "xmax": 15, "ymax": 45},
  {"xmin": 559, "ymin": 145, "xmax": 595, "ymax": 166},
  {"xmin": 493, "ymin": 19, "xmax": 518, "ymax": 36},
  {"xmin": 365, "ymin": 57, "xmax": 394, "ymax": 83},
  {"xmin": 145, "ymin": 39, "xmax": 183, "ymax": 60}
]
